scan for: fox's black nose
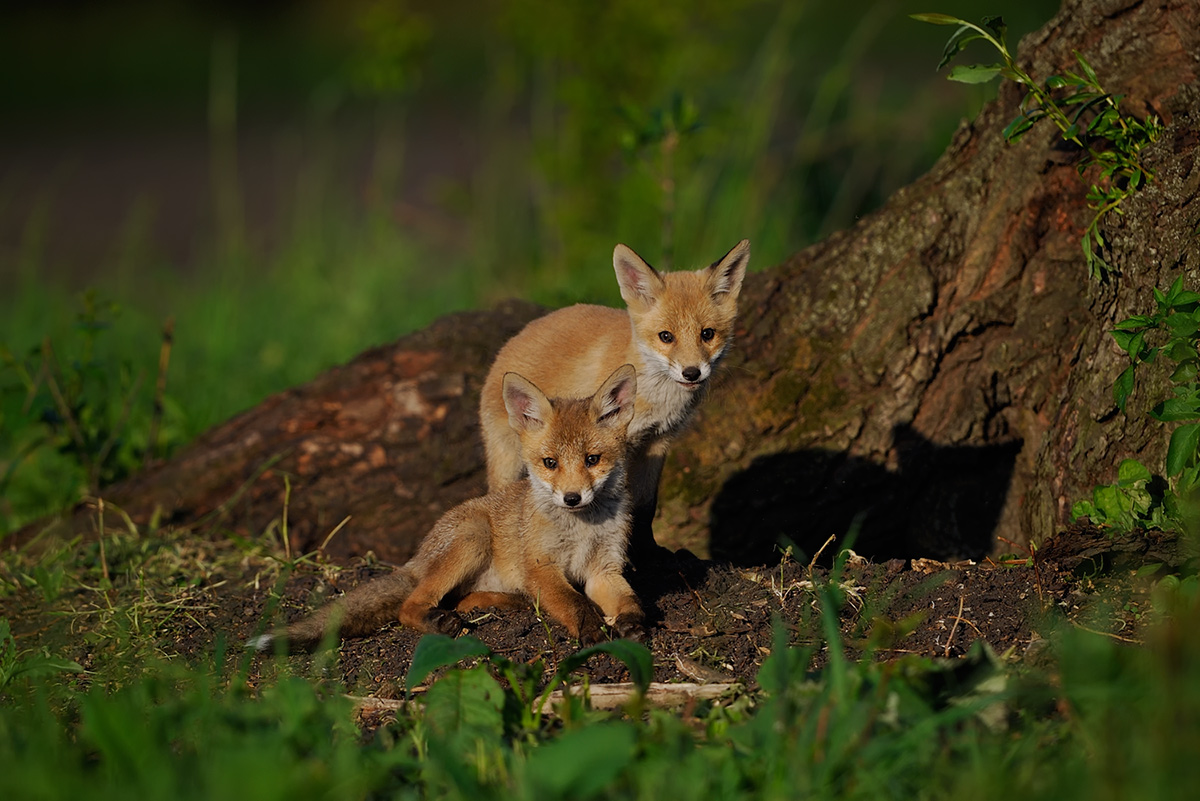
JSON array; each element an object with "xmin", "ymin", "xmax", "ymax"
[
  {"xmin": 682, "ymin": 366, "xmax": 702, "ymax": 382},
  {"xmin": 563, "ymin": 492, "xmax": 582, "ymax": 507}
]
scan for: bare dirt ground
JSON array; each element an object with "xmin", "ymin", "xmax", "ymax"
[{"xmin": 4, "ymin": 520, "xmax": 1178, "ymax": 704}]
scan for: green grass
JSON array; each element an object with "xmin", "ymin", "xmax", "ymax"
[
  {"xmin": 3, "ymin": 518, "xmax": 1198, "ymax": 801},
  {"xmin": 0, "ymin": 214, "xmax": 483, "ymax": 534},
  {"xmin": 3, "ymin": 575, "xmax": 1200, "ymax": 801}
]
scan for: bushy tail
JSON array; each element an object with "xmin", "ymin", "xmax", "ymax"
[{"xmin": 246, "ymin": 568, "xmax": 417, "ymax": 653}]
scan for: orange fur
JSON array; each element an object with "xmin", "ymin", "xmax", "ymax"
[
  {"xmin": 480, "ymin": 241, "xmax": 750, "ymax": 555},
  {"xmin": 248, "ymin": 365, "xmax": 643, "ymax": 652}
]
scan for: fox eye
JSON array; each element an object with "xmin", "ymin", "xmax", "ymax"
[
  {"xmin": 585, "ymin": 454, "xmax": 601, "ymax": 467},
  {"xmin": 700, "ymin": 327, "xmax": 715, "ymax": 341},
  {"xmin": 543, "ymin": 457, "xmax": 557, "ymax": 470},
  {"xmin": 658, "ymin": 331, "xmax": 674, "ymax": 344}
]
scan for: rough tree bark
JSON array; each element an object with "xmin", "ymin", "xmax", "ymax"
[
  {"xmin": 12, "ymin": 0, "xmax": 1199, "ymax": 566},
  {"xmin": 688, "ymin": 0, "xmax": 1200, "ymax": 562}
]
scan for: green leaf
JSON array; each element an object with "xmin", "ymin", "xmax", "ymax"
[
  {"xmin": 405, "ymin": 634, "xmax": 491, "ymax": 692},
  {"xmin": 1113, "ymin": 315, "xmax": 1154, "ymax": 331},
  {"xmin": 8, "ymin": 656, "xmax": 85, "ymax": 684},
  {"xmin": 936, "ymin": 27, "xmax": 988, "ymax": 70},
  {"xmin": 1154, "ymin": 286, "xmax": 1169, "ymax": 311},
  {"xmin": 1087, "ymin": 106, "xmax": 1121, "ymax": 134},
  {"xmin": 556, "ymin": 639, "xmax": 654, "ymax": 692},
  {"xmin": 909, "ymin": 12, "xmax": 966, "ymax": 25},
  {"xmin": 1074, "ymin": 50, "xmax": 1101, "ymax": 87},
  {"xmin": 1176, "ymin": 462, "xmax": 1200, "ymax": 496},
  {"xmin": 1168, "ymin": 340, "xmax": 1199, "ymax": 363},
  {"xmin": 1166, "ymin": 424, "xmax": 1200, "ymax": 477},
  {"xmin": 1093, "ymin": 485, "xmax": 1130, "ymax": 524},
  {"xmin": 526, "ymin": 723, "xmax": 638, "ymax": 799},
  {"xmin": 948, "ymin": 63, "xmax": 1004, "ymax": 84},
  {"xmin": 1113, "ymin": 364, "xmax": 1136, "ymax": 413},
  {"xmin": 1152, "ymin": 397, "xmax": 1200, "ymax": 422},
  {"xmin": 422, "ymin": 664, "xmax": 506, "ymax": 738},
  {"xmin": 1117, "ymin": 458, "xmax": 1152, "ymax": 486},
  {"xmin": 1003, "ymin": 114, "xmax": 1037, "ymax": 141},
  {"xmin": 1164, "ymin": 313, "xmax": 1199, "ymax": 337},
  {"xmin": 1071, "ymin": 499, "xmax": 1098, "ymax": 522},
  {"xmin": 981, "ymin": 15, "xmax": 1007, "ymax": 42},
  {"xmin": 1088, "ymin": 249, "xmax": 1111, "ymax": 279},
  {"xmin": 1127, "ymin": 484, "xmax": 1153, "ymax": 516},
  {"xmin": 1168, "ymin": 275, "xmax": 1186, "ymax": 302},
  {"xmin": 1170, "ymin": 361, "xmax": 1198, "ymax": 384},
  {"xmin": 1111, "ymin": 330, "xmax": 1135, "ymax": 352},
  {"xmin": 1127, "ymin": 330, "xmax": 1147, "ymax": 360},
  {"xmin": 1062, "ymin": 91, "xmax": 1104, "ymax": 107},
  {"xmin": 1056, "ymin": 72, "xmax": 1091, "ymax": 88},
  {"xmin": 1173, "ymin": 290, "xmax": 1199, "ymax": 309}
]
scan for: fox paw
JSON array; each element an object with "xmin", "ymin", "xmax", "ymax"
[
  {"xmin": 576, "ymin": 608, "xmax": 606, "ymax": 646},
  {"xmin": 613, "ymin": 612, "xmax": 646, "ymax": 642},
  {"xmin": 423, "ymin": 608, "xmax": 464, "ymax": 636}
]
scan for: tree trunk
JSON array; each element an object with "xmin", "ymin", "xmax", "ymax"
[
  {"xmin": 686, "ymin": 0, "xmax": 1200, "ymax": 562},
  {"xmin": 13, "ymin": 0, "xmax": 1199, "ymax": 566}
]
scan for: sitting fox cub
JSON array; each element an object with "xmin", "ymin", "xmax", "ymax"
[
  {"xmin": 480, "ymin": 240, "xmax": 750, "ymax": 558},
  {"xmin": 248, "ymin": 364, "xmax": 644, "ymax": 652}
]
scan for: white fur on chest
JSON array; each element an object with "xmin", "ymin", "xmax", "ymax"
[
  {"xmin": 528, "ymin": 486, "xmax": 631, "ymax": 583},
  {"xmin": 470, "ymin": 493, "xmax": 631, "ymax": 595},
  {"xmin": 631, "ymin": 353, "xmax": 700, "ymax": 440},
  {"xmin": 553, "ymin": 507, "xmax": 631, "ymax": 581}
]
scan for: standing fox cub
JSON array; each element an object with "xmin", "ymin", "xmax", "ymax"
[
  {"xmin": 248, "ymin": 365, "xmax": 643, "ymax": 652},
  {"xmin": 481, "ymin": 240, "xmax": 750, "ymax": 557}
]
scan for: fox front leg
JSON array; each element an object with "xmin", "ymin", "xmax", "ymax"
[
  {"xmin": 585, "ymin": 572, "xmax": 646, "ymax": 641},
  {"xmin": 525, "ymin": 563, "xmax": 606, "ymax": 645}
]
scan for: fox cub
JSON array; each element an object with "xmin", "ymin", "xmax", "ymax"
[
  {"xmin": 248, "ymin": 364, "xmax": 644, "ymax": 652},
  {"xmin": 480, "ymin": 240, "xmax": 750, "ymax": 557}
]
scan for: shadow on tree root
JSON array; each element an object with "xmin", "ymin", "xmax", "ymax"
[{"xmin": 708, "ymin": 425, "xmax": 1022, "ymax": 565}]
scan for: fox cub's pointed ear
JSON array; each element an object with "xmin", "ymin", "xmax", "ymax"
[
  {"xmin": 705, "ymin": 239, "xmax": 750, "ymax": 301},
  {"xmin": 592, "ymin": 364, "xmax": 637, "ymax": 428},
  {"xmin": 613, "ymin": 244, "xmax": 665, "ymax": 309},
  {"xmin": 503, "ymin": 372, "xmax": 551, "ymax": 433}
]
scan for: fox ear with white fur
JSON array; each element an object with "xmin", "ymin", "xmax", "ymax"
[
  {"xmin": 503, "ymin": 372, "xmax": 552, "ymax": 433},
  {"xmin": 591, "ymin": 364, "xmax": 637, "ymax": 429},
  {"xmin": 705, "ymin": 239, "xmax": 750, "ymax": 301},
  {"xmin": 613, "ymin": 244, "xmax": 665, "ymax": 309}
]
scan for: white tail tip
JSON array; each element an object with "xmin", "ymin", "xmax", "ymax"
[{"xmin": 245, "ymin": 633, "xmax": 275, "ymax": 652}]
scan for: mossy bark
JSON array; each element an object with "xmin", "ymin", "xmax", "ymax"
[{"xmin": 11, "ymin": 0, "xmax": 1199, "ymax": 565}]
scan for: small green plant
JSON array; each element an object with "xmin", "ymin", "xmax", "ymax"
[
  {"xmin": 1, "ymin": 291, "xmax": 181, "ymax": 534},
  {"xmin": 0, "ymin": 618, "xmax": 83, "ymax": 691},
  {"xmin": 1071, "ymin": 458, "xmax": 1173, "ymax": 532},
  {"xmin": 1077, "ymin": 277, "xmax": 1200, "ymax": 533},
  {"xmin": 913, "ymin": 13, "xmax": 1161, "ymax": 279},
  {"xmin": 405, "ymin": 633, "xmax": 653, "ymax": 736}
]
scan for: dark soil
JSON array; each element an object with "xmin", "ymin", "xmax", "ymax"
[
  {"xmin": 162, "ymin": 524, "xmax": 1185, "ymax": 696},
  {"xmin": 4, "ymin": 521, "xmax": 1182, "ymax": 701}
]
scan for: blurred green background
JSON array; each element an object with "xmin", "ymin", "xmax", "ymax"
[{"xmin": 0, "ymin": 0, "xmax": 1060, "ymax": 533}]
